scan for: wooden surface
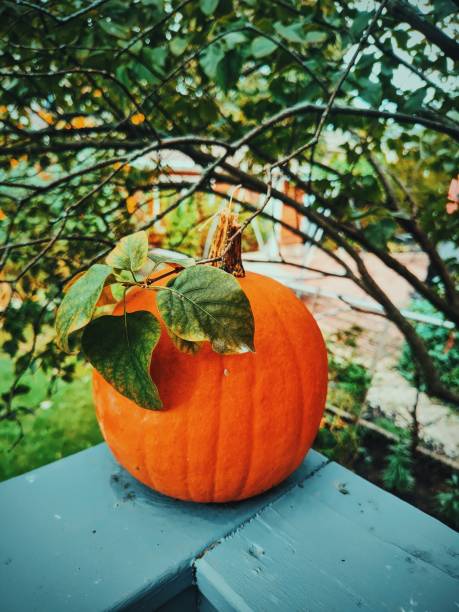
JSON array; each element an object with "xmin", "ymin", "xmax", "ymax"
[
  {"xmin": 0, "ymin": 443, "xmax": 326, "ymax": 612},
  {"xmin": 1, "ymin": 442, "xmax": 458, "ymax": 611},
  {"xmin": 196, "ymin": 460, "xmax": 459, "ymax": 612}
]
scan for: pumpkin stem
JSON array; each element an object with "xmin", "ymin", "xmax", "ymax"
[{"xmin": 208, "ymin": 208, "xmax": 245, "ymax": 278}]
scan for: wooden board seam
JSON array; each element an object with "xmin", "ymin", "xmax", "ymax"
[{"xmin": 190, "ymin": 457, "xmax": 331, "ymax": 585}]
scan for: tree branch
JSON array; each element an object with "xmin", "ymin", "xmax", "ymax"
[
  {"xmin": 383, "ymin": 0, "xmax": 459, "ymax": 61},
  {"xmin": 367, "ymin": 152, "xmax": 458, "ymax": 307}
]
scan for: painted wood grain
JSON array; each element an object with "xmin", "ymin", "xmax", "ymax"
[
  {"xmin": 0, "ymin": 443, "xmax": 326, "ymax": 612},
  {"xmin": 196, "ymin": 461, "xmax": 459, "ymax": 612}
]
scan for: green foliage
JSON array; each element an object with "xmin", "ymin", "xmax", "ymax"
[
  {"xmin": 157, "ymin": 265, "xmax": 255, "ymax": 354},
  {"xmin": 382, "ymin": 436, "xmax": 415, "ymax": 493},
  {"xmin": 56, "ymin": 264, "xmax": 113, "ymax": 352},
  {"xmin": 374, "ymin": 417, "xmax": 405, "ymax": 438},
  {"xmin": 328, "ymin": 354, "xmax": 372, "ymax": 415},
  {"xmin": 251, "ymin": 37, "xmax": 277, "ymax": 58},
  {"xmin": 363, "ymin": 219, "xmax": 397, "ymax": 250},
  {"xmin": 315, "ymin": 340, "xmax": 370, "ymax": 466},
  {"xmin": 148, "ymin": 253, "xmax": 196, "ymax": 269},
  {"xmin": 55, "ymin": 230, "xmax": 255, "ymax": 409},
  {"xmin": 436, "ymin": 474, "xmax": 459, "ymax": 530},
  {"xmin": 398, "ymin": 298, "xmax": 459, "ymax": 396},
  {"xmin": 82, "ymin": 311, "xmax": 163, "ymax": 409},
  {"xmin": 0, "ymin": 362, "xmax": 102, "ymax": 481},
  {"xmin": 314, "ymin": 416, "xmax": 363, "ymax": 467},
  {"xmin": 106, "ymin": 230, "xmax": 149, "ymax": 272}
]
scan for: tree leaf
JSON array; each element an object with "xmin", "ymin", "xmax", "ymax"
[
  {"xmin": 62, "ymin": 271, "xmax": 86, "ymax": 293},
  {"xmin": 304, "ymin": 30, "xmax": 327, "ymax": 44},
  {"xmin": 200, "ymin": 43, "xmax": 225, "ymax": 79},
  {"xmin": 359, "ymin": 78, "xmax": 383, "ymax": 107},
  {"xmin": 110, "ymin": 283, "xmax": 127, "ymax": 302},
  {"xmin": 225, "ymin": 31, "xmax": 246, "ymax": 50},
  {"xmin": 251, "ymin": 36, "xmax": 277, "ymax": 58},
  {"xmin": 106, "ymin": 230, "xmax": 148, "ymax": 272},
  {"xmin": 402, "ymin": 87, "xmax": 427, "ymax": 114},
  {"xmin": 363, "ymin": 219, "xmax": 397, "ymax": 250},
  {"xmin": 350, "ymin": 12, "xmax": 370, "ymax": 40},
  {"xmin": 216, "ymin": 49, "xmax": 243, "ymax": 91},
  {"xmin": 167, "ymin": 329, "xmax": 202, "ymax": 354},
  {"xmin": 115, "ymin": 65, "xmax": 132, "ymax": 87},
  {"xmin": 200, "ymin": 0, "xmax": 219, "ymax": 16},
  {"xmin": 274, "ymin": 22, "xmax": 305, "ymax": 44},
  {"xmin": 156, "ymin": 266, "xmax": 255, "ymax": 354},
  {"xmin": 142, "ymin": 47, "xmax": 167, "ymax": 74},
  {"xmin": 82, "ymin": 311, "xmax": 162, "ymax": 410},
  {"xmin": 432, "ymin": 0, "xmax": 457, "ymax": 19},
  {"xmin": 148, "ymin": 253, "xmax": 196, "ymax": 269},
  {"xmin": 99, "ymin": 20, "xmax": 129, "ymax": 39},
  {"xmin": 170, "ymin": 37, "xmax": 188, "ymax": 56},
  {"xmin": 56, "ymin": 264, "xmax": 113, "ymax": 353}
]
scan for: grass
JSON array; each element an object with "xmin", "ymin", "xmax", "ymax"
[{"xmin": 0, "ymin": 360, "xmax": 102, "ymax": 481}]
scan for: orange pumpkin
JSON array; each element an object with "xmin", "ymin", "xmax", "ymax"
[{"xmin": 93, "ymin": 270, "xmax": 328, "ymax": 503}]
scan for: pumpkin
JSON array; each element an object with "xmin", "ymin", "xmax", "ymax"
[{"xmin": 93, "ymin": 268, "xmax": 328, "ymax": 503}]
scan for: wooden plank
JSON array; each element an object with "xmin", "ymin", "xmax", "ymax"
[
  {"xmin": 0, "ymin": 443, "xmax": 327, "ymax": 612},
  {"xmin": 301, "ymin": 461, "xmax": 459, "ymax": 579},
  {"xmin": 196, "ymin": 461, "xmax": 459, "ymax": 612},
  {"xmin": 157, "ymin": 586, "xmax": 197, "ymax": 611}
]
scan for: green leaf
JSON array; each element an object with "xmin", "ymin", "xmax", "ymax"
[
  {"xmin": 350, "ymin": 12, "xmax": 370, "ymax": 40},
  {"xmin": 170, "ymin": 37, "xmax": 188, "ymax": 56},
  {"xmin": 359, "ymin": 79, "xmax": 383, "ymax": 107},
  {"xmin": 106, "ymin": 230, "xmax": 148, "ymax": 272},
  {"xmin": 274, "ymin": 22, "xmax": 304, "ymax": 44},
  {"xmin": 432, "ymin": 0, "xmax": 457, "ymax": 19},
  {"xmin": 134, "ymin": 252, "xmax": 195, "ymax": 282},
  {"xmin": 148, "ymin": 253, "xmax": 196, "ymax": 269},
  {"xmin": 363, "ymin": 219, "xmax": 397, "ymax": 250},
  {"xmin": 216, "ymin": 49, "xmax": 243, "ymax": 91},
  {"xmin": 402, "ymin": 87, "xmax": 427, "ymax": 114},
  {"xmin": 133, "ymin": 63, "xmax": 158, "ymax": 84},
  {"xmin": 143, "ymin": 47, "xmax": 167, "ymax": 74},
  {"xmin": 156, "ymin": 266, "xmax": 255, "ymax": 354},
  {"xmin": 99, "ymin": 20, "xmax": 129, "ymax": 39},
  {"xmin": 304, "ymin": 30, "xmax": 327, "ymax": 44},
  {"xmin": 200, "ymin": 43, "xmax": 225, "ymax": 79},
  {"xmin": 251, "ymin": 36, "xmax": 277, "ymax": 58},
  {"xmin": 110, "ymin": 283, "xmax": 126, "ymax": 302},
  {"xmin": 200, "ymin": 0, "xmax": 219, "ymax": 16},
  {"xmin": 115, "ymin": 65, "xmax": 132, "ymax": 87},
  {"xmin": 225, "ymin": 31, "xmax": 246, "ymax": 50},
  {"xmin": 82, "ymin": 311, "xmax": 162, "ymax": 410},
  {"xmin": 56, "ymin": 264, "xmax": 113, "ymax": 353},
  {"xmin": 167, "ymin": 329, "xmax": 202, "ymax": 354}
]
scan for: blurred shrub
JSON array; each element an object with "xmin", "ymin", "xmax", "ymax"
[
  {"xmin": 398, "ymin": 297, "xmax": 458, "ymax": 396},
  {"xmin": 328, "ymin": 354, "xmax": 372, "ymax": 415},
  {"xmin": 382, "ymin": 435, "xmax": 415, "ymax": 493},
  {"xmin": 436, "ymin": 474, "xmax": 459, "ymax": 530}
]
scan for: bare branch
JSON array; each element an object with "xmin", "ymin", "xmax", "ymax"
[{"xmin": 13, "ymin": 0, "xmax": 111, "ymax": 25}]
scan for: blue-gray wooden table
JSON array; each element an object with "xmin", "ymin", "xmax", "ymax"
[{"xmin": 0, "ymin": 443, "xmax": 458, "ymax": 611}]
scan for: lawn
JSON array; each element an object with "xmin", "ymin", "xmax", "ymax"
[{"xmin": 0, "ymin": 360, "xmax": 102, "ymax": 481}]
